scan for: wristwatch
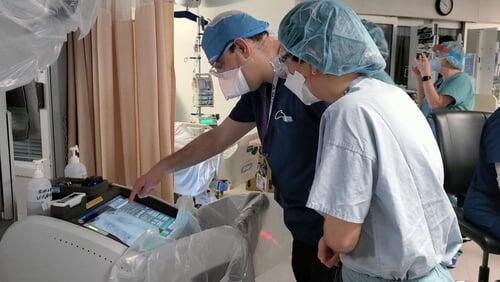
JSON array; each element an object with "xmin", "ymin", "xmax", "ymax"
[{"xmin": 421, "ymin": 75, "xmax": 432, "ymax": 82}]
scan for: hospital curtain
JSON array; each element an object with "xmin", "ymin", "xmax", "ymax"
[{"xmin": 67, "ymin": 0, "xmax": 176, "ymax": 203}]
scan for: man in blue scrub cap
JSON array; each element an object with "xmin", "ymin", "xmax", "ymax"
[
  {"xmin": 279, "ymin": 0, "xmax": 462, "ymax": 281},
  {"xmin": 129, "ymin": 10, "xmax": 336, "ymax": 281}
]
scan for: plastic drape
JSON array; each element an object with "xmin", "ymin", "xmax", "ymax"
[
  {"xmin": 0, "ymin": 0, "xmax": 100, "ymax": 91},
  {"xmin": 109, "ymin": 193, "xmax": 269, "ymax": 282},
  {"xmin": 173, "ymin": 122, "xmax": 220, "ymax": 197}
]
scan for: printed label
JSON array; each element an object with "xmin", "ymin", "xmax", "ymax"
[
  {"xmin": 86, "ymin": 196, "xmax": 103, "ymax": 210},
  {"xmin": 27, "ymin": 187, "xmax": 52, "ymax": 202}
]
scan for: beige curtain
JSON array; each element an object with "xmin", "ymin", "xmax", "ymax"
[{"xmin": 67, "ymin": 0, "xmax": 175, "ymax": 203}]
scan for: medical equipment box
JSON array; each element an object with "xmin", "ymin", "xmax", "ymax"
[
  {"xmin": 50, "ymin": 192, "xmax": 87, "ymax": 220},
  {"xmin": 52, "ymin": 176, "xmax": 109, "ymax": 199}
]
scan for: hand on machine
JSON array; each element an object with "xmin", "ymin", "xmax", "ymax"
[{"xmin": 129, "ymin": 164, "xmax": 164, "ymax": 202}]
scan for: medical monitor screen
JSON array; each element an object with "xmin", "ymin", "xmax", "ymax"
[{"xmin": 79, "ymin": 195, "xmax": 176, "ymax": 246}]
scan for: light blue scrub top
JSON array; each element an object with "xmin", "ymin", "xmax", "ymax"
[
  {"xmin": 307, "ymin": 77, "xmax": 462, "ymax": 280},
  {"xmin": 420, "ymin": 72, "xmax": 475, "ymax": 117}
]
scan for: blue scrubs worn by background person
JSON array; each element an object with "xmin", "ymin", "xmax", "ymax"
[
  {"xmin": 201, "ymin": 11, "xmax": 335, "ymax": 281},
  {"xmin": 279, "ymin": 1, "xmax": 462, "ymax": 281},
  {"xmin": 464, "ymin": 108, "xmax": 500, "ymax": 240},
  {"xmin": 414, "ymin": 41, "xmax": 475, "ymax": 117}
]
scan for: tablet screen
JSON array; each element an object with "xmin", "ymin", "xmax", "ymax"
[{"xmin": 79, "ymin": 195, "xmax": 176, "ymax": 246}]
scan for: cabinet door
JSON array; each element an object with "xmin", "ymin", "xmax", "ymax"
[{"xmin": 476, "ymin": 28, "xmax": 497, "ymax": 95}]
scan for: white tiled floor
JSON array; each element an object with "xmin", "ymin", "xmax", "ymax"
[
  {"xmin": 450, "ymin": 241, "xmax": 500, "ymax": 282},
  {"xmin": 253, "ymin": 236, "xmax": 500, "ymax": 282}
]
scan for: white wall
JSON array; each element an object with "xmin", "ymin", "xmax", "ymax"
[
  {"xmin": 342, "ymin": 0, "xmax": 500, "ymax": 24},
  {"xmin": 174, "ymin": 0, "xmax": 295, "ymax": 122},
  {"xmin": 478, "ymin": 0, "xmax": 500, "ymax": 23}
]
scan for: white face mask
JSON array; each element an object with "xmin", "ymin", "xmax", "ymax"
[
  {"xmin": 284, "ymin": 70, "xmax": 320, "ymax": 105},
  {"xmin": 216, "ymin": 67, "xmax": 250, "ymax": 100}
]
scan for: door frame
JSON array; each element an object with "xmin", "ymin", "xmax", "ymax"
[
  {"xmin": 13, "ymin": 69, "xmax": 55, "ymax": 179},
  {"xmin": 0, "ymin": 92, "xmax": 16, "ymax": 220}
]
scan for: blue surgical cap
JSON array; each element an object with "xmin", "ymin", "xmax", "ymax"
[
  {"xmin": 361, "ymin": 19, "xmax": 390, "ymax": 61},
  {"xmin": 201, "ymin": 11, "xmax": 269, "ymax": 64},
  {"xmin": 278, "ymin": 0, "xmax": 386, "ymax": 76},
  {"xmin": 432, "ymin": 41, "xmax": 464, "ymax": 70}
]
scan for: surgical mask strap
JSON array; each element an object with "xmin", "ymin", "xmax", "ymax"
[
  {"xmin": 269, "ymin": 60, "xmax": 276, "ymax": 74},
  {"xmin": 261, "ymin": 70, "xmax": 280, "ymax": 143},
  {"xmin": 267, "ymin": 71, "xmax": 279, "ymax": 125}
]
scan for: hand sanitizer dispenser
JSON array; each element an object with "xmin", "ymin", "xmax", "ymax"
[
  {"xmin": 64, "ymin": 145, "xmax": 87, "ymax": 178},
  {"xmin": 27, "ymin": 159, "xmax": 52, "ymax": 215}
]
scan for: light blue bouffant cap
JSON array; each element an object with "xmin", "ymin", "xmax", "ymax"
[
  {"xmin": 433, "ymin": 41, "xmax": 464, "ymax": 70},
  {"xmin": 278, "ymin": 0, "xmax": 386, "ymax": 76}
]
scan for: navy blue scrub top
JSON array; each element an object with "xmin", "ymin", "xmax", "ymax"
[
  {"xmin": 464, "ymin": 108, "xmax": 500, "ymax": 230},
  {"xmin": 229, "ymin": 78, "xmax": 328, "ymax": 246}
]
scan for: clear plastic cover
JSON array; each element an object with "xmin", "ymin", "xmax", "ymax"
[
  {"xmin": 109, "ymin": 193, "xmax": 269, "ymax": 282},
  {"xmin": 0, "ymin": 0, "xmax": 100, "ymax": 91},
  {"xmin": 173, "ymin": 122, "xmax": 220, "ymax": 197}
]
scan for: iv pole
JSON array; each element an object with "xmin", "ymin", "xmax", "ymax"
[
  {"xmin": 174, "ymin": 8, "xmax": 211, "ymax": 123},
  {"xmin": 195, "ymin": 7, "xmax": 202, "ymax": 118}
]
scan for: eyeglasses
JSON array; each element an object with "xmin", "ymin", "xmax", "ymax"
[
  {"xmin": 209, "ymin": 41, "xmax": 236, "ymax": 77},
  {"xmin": 278, "ymin": 48, "xmax": 300, "ymax": 64},
  {"xmin": 209, "ymin": 66, "xmax": 233, "ymax": 78},
  {"xmin": 209, "ymin": 37, "xmax": 265, "ymax": 78},
  {"xmin": 279, "ymin": 52, "xmax": 293, "ymax": 63}
]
